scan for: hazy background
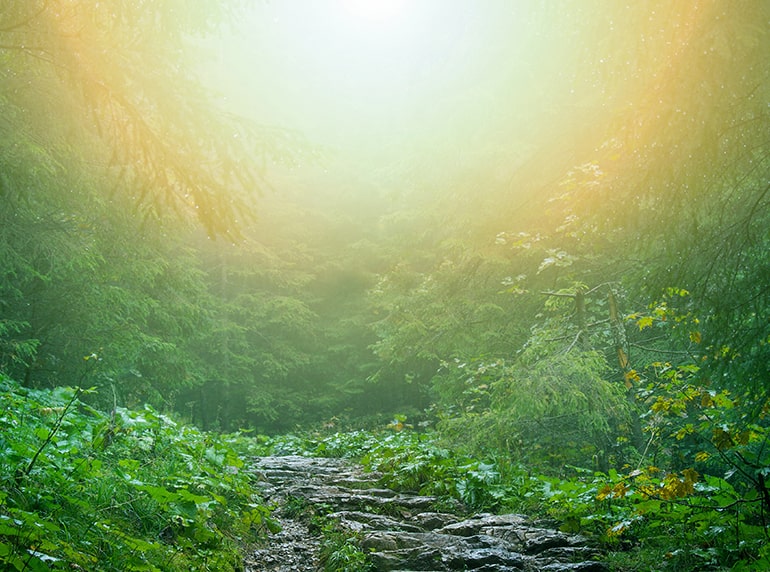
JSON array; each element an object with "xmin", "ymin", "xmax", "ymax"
[{"xmin": 197, "ymin": 0, "xmax": 612, "ymax": 216}]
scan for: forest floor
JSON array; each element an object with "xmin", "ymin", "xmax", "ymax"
[{"xmin": 243, "ymin": 455, "xmax": 609, "ymax": 572}]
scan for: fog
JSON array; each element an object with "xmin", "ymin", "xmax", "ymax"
[{"xmin": 198, "ymin": 0, "xmax": 613, "ymax": 209}]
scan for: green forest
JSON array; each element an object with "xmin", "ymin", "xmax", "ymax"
[{"xmin": 1, "ymin": 1, "xmax": 769, "ymax": 570}]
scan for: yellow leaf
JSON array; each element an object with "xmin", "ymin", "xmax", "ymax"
[
  {"xmin": 682, "ymin": 468, "xmax": 699, "ymax": 485},
  {"xmin": 624, "ymin": 369, "xmax": 640, "ymax": 385},
  {"xmin": 689, "ymin": 331, "xmax": 702, "ymax": 344},
  {"xmin": 596, "ymin": 485, "xmax": 612, "ymax": 501},
  {"xmin": 674, "ymin": 425, "xmax": 694, "ymax": 440},
  {"xmin": 651, "ymin": 397, "xmax": 671, "ymax": 413},
  {"xmin": 637, "ymin": 316, "xmax": 654, "ymax": 330},
  {"xmin": 613, "ymin": 482, "xmax": 630, "ymax": 498}
]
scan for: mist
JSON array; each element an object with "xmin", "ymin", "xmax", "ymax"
[{"xmin": 197, "ymin": 0, "xmax": 615, "ymax": 218}]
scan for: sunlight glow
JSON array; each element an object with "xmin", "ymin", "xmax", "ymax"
[
  {"xmin": 218, "ymin": 0, "xmax": 487, "ymax": 148},
  {"xmin": 342, "ymin": 0, "xmax": 407, "ymax": 24},
  {"xmin": 208, "ymin": 1, "xmax": 536, "ymax": 166}
]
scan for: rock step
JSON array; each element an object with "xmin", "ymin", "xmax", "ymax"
[{"xmin": 247, "ymin": 455, "xmax": 608, "ymax": 572}]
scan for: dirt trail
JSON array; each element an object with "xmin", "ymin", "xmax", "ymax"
[{"xmin": 244, "ymin": 455, "xmax": 608, "ymax": 572}]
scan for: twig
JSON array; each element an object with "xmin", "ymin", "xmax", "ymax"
[
  {"xmin": 563, "ymin": 330, "xmax": 583, "ymax": 354},
  {"xmin": 23, "ymin": 386, "xmax": 82, "ymax": 477},
  {"xmin": 628, "ymin": 343, "xmax": 690, "ymax": 356}
]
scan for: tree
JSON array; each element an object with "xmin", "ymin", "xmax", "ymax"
[
  {"xmin": 0, "ymin": 0, "xmax": 302, "ymax": 236},
  {"xmin": 0, "ymin": 1, "xmax": 311, "ymax": 419}
]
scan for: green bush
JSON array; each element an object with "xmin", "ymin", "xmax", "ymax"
[{"xmin": 0, "ymin": 375, "xmax": 275, "ymax": 571}]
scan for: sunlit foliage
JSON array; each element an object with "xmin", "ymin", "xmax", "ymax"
[{"xmin": 0, "ymin": 0, "xmax": 304, "ymax": 236}]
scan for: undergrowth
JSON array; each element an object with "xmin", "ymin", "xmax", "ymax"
[
  {"xmin": 0, "ymin": 375, "xmax": 276, "ymax": 571},
  {"xmin": 317, "ymin": 522, "xmax": 372, "ymax": 572},
  {"xmin": 273, "ymin": 493, "xmax": 373, "ymax": 572},
  {"xmin": 253, "ymin": 427, "xmax": 770, "ymax": 571},
  {"xmin": 6, "ymin": 370, "xmax": 764, "ymax": 572}
]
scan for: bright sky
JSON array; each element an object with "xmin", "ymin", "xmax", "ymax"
[{"xmin": 340, "ymin": 0, "xmax": 408, "ymax": 24}]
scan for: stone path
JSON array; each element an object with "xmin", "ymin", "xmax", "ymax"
[{"xmin": 244, "ymin": 455, "xmax": 608, "ymax": 572}]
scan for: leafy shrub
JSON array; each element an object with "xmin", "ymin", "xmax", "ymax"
[
  {"xmin": 317, "ymin": 519, "xmax": 373, "ymax": 572},
  {"xmin": 434, "ymin": 350, "xmax": 631, "ymax": 470},
  {"xmin": 0, "ymin": 375, "xmax": 275, "ymax": 571}
]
